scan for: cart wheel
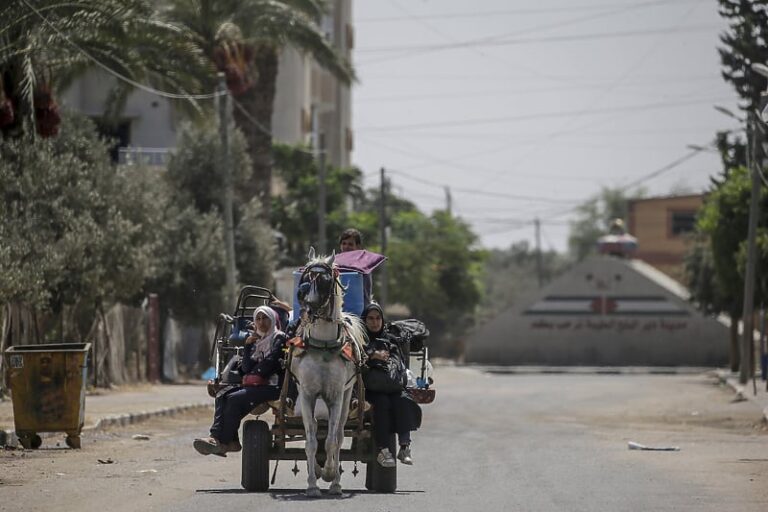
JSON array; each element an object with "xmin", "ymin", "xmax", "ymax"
[
  {"xmin": 65, "ymin": 435, "xmax": 81, "ymax": 449},
  {"xmin": 241, "ymin": 420, "xmax": 271, "ymax": 492}
]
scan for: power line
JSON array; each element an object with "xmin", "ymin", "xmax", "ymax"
[
  {"xmin": 359, "ymin": 135, "xmax": 596, "ymax": 182},
  {"xmin": 358, "ymin": 0, "xmax": 700, "ymax": 22},
  {"xmin": 357, "ymin": 23, "xmax": 721, "ymax": 55},
  {"xmin": 19, "ymin": 0, "xmax": 222, "ymax": 101},
  {"xmin": 357, "ymin": 96, "xmax": 735, "ymax": 132},
  {"xmin": 387, "ymin": 168, "xmax": 581, "ymax": 204},
  {"xmin": 618, "ymin": 147, "xmax": 706, "ymax": 191},
  {"xmin": 355, "ymin": 79, "xmax": 723, "ymax": 103}
]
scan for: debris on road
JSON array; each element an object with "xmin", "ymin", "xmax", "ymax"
[
  {"xmin": 137, "ymin": 469, "xmax": 157, "ymax": 474},
  {"xmin": 628, "ymin": 441, "xmax": 680, "ymax": 451},
  {"xmin": 97, "ymin": 458, "xmax": 114, "ymax": 464},
  {"xmin": 131, "ymin": 434, "xmax": 151, "ymax": 441}
]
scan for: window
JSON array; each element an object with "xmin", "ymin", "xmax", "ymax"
[{"xmin": 670, "ymin": 210, "xmax": 696, "ymax": 236}]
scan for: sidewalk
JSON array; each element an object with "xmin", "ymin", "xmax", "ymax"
[
  {"xmin": 714, "ymin": 369, "xmax": 768, "ymax": 423},
  {"xmin": 0, "ymin": 382, "xmax": 213, "ymax": 447}
]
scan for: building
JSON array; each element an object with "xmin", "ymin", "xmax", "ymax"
[
  {"xmin": 465, "ymin": 255, "xmax": 728, "ymax": 366},
  {"xmin": 627, "ymin": 194, "xmax": 703, "ymax": 283},
  {"xmin": 60, "ymin": 0, "xmax": 354, "ymax": 171}
]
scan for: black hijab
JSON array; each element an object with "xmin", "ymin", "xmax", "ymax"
[{"xmin": 361, "ymin": 302, "xmax": 385, "ymax": 339}]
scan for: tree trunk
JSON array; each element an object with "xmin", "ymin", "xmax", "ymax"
[
  {"xmin": 729, "ymin": 312, "xmax": 740, "ymax": 372},
  {"xmin": 232, "ymin": 44, "xmax": 278, "ymax": 219}
]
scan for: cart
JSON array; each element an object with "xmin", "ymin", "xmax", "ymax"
[{"xmin": 207, "ymin": 283, "xmax": 434, "ymax": 493}]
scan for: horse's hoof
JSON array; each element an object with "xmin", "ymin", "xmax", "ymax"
[
  {"xmin": 306, "ymin": 487, "xmax": 322, "ymax": 498},
  {"xmin": 328, "ymin": 483, "xmax": 343, "ymax": 496}
]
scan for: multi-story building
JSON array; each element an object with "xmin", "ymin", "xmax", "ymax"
[
  {"xmin": 61, "ymin": 0, "xmax": 354, "ymax": 172},
  {"xmin": 626, "ymin": 193, "xmax": 703, "ymax": 283}
]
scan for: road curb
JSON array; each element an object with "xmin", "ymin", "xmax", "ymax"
[
  {"xmin": 713, "ymin": 370, "xmax": 768, "ymax": 424},
  {"xmin": 1, "ymin": 401, "xmax": 213, "ymax": 448}
]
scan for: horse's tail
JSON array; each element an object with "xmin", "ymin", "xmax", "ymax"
[{"xmin": 342, "ymin": 312, "xmax": 367, "ymax": 350}]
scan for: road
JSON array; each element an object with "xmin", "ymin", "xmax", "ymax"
[{"xmin": 1, "ymin": 367, "xmax": 767, "ymax": 511}]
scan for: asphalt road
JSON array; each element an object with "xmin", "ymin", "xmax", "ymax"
[{"xmin": 2, "ymin": 367, "xmax": 767, "ymax": 511}]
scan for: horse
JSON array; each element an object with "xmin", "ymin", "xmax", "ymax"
[{"xmin": 291, "ymin": 249, "xmax": 367, "ymax": 497}]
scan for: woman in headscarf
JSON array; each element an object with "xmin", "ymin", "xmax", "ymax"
[
  {"xmin": 362, "ymin": 302, "xmax": 422, "ymax": 468},
  {"xmin": 194, "ymin": 306, "xmax": 287, "ymax": 457}
]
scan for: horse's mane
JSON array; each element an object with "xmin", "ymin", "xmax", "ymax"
[{"xmin": 304, "ymin": 253, "xmax": 367, "ymax": 349}]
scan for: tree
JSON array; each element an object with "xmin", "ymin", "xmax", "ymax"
[
  {"xmin": 567, "ymin": 187, "xmax": 645, "ymax": 260},
  {"xmin": 694, "ymin": 166, "xmax": 768, "ymax": 370},
  {"xmin": 0, "ymin": 0, "xmax": 207, "ymax": 139},
  {"xmin": 0, "ymin": 111, "xmax": 164, "ymax": 393},
  {"xmin": 718, "ymin": 0, "xmax": 768, "ymax": 113},
  {"xmin": 479, "ymin": 242, "xmax": 568, "ymax": 322},
  {"xmin": 271, "ymin": 143, "xmax": 362, "ymax": 264},
  {"xmin": 154, "ymin": 121, "xmax": 276, "ymax": 323},
  {"xmin": 163, "ymin": 0, "xmax": 355, "ymax": 215}
]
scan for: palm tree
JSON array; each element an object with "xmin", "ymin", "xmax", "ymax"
[
  {"xmin": 0, "ymin": 0, "xmax": 209, "ymax": 139},
  {"xmin": 163, "ymin": 0, "xmax": 355, "ymax": 216}
]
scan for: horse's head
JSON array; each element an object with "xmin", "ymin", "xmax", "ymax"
[{"xmin": 297, "ymin": 248, "xmax": 338, "ymax": 319}]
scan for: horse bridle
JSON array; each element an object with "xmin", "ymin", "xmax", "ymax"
[{"xmin": 297, "ymin": 262, "xmax": 343, "ymax": 322}]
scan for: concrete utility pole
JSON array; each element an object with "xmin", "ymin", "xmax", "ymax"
[
  {"xmin": 217, "ymin": 73, "xmax": 237, "ymax": 307},
  {"xmin": 311, "ymin": 105, "xmax": 328, "ymax": 254},
  {"xmin": 444, "ymin": 186, "xmax": 452, "ymax": 216},
  {"xmin": 740, "ymin": 112, "xmax": 760, "ymax": 385},
  {"xmin": 379, "ymin": 167, "xmax": 388, "ymax": 308},
  {"xmin": 534, "ymin": 217, "xmax": 543, "ymax": 288},
  {"xmin": 318, "ymin": 132, "xmax": 327, "ymax": 255}
]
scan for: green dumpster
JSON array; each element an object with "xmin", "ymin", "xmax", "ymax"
[{"xmin": 4, "ymin": 343, "xmax": 91, "ymax": 449}]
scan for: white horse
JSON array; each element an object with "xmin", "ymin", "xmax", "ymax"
[{"xmin": 291, "ymin": 249, "xmax": 367, "ymax": 497}]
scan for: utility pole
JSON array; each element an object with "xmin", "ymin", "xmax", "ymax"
[
  {"xmin": 534, "ymin": 217, "xmax": 543, "ymax": 288},
  {"xmin": 741, "ymin": 111, "xmax": 759, "ymax": 385},
  {"xmin": 311, "ymin": 105, "xmax": 328, "ymax": 255},
  {"xmin": 312, "ymin": 105, "xmax": 328, "ymax": 254},
  {"xmin": 379, "ymin": 167, "xmax": 388, "ymax": 308},
  {"xmin": 318, "ymin": 133, "xmax": 327, "ymax": 255},
  {"xmin": 217, "ymin": 73, "xmax": 237, "ymax": 307},
  {"xmin": 444, "ymin": 186, "xmax": 452, "ymax": 216}
]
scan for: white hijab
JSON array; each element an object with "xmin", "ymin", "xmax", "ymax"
[{"xmin": 251, "ymin": 306, "xmax": 279, "ymax": 361}]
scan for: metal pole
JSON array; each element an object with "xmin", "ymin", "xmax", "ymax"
[
  {"xmin": 535, "ymin": 217, "xmax": 543, "ymax": 288},
  {"xmin": 318, "ymin": 133, "xmax": 327, "ymax": 255},
  {"xmin": 444, "ymin": 186, "xmax": 452, "ymax": 215},
  {"xmin": 218, "ymin": 73, "xmax": 237, "ymax": 307},
  {"xmin": 740, "ymin": 112, "xmax": 759, "ymax": 385},
  {"xmin": 379, "ymin": 167, "xmax": 388, "ymax": 308}
]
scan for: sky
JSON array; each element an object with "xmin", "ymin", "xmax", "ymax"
[{"xmin": 350, "ymin": 0, "xmax": 743, "ymax": 253}]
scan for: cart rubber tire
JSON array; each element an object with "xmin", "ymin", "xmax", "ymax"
[
  {"xmin": 366, "ymin": 461, "xmax": 397, "ymax": 493},
  {"xmin": 241, "ymin": 420, "xmax": 271, "ymax": 492},
  {"xmin": 65, "ymin": 435, "xmax": 81, "ymax": 449}
]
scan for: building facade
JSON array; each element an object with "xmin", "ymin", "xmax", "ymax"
[
  {"xmin": 627, "ymin": 194, "xmax": 703, "ymax": 283},
  {"xmin": 61, "ymin": 0, "xmax": 354, "ymax": 171}
]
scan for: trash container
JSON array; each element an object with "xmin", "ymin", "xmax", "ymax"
[{"xmin": 4, "ymin": 343, "xmax": 91, "ymax": 449}]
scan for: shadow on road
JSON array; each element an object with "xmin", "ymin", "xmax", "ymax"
[{"xmin": 195, "ymin": 488, "xmax": 424, "ymax": 499}]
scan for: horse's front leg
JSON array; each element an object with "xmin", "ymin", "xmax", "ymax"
[
  {"xmin": 324, "ymin": 385, "xmax": 353, "ymax": 495},
  {"xmin": 300, "ymin": 392, "xmax": 321, "ymax": 497}
]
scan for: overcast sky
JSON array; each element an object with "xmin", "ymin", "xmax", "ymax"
[{"xmin": 350, "ymin": 0, "xmax": 742, "ymax": 253}]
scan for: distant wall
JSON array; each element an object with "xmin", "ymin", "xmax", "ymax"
[{"xmin": 466, "ymin": 256, "xmax": 728, "ymax": 366}]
